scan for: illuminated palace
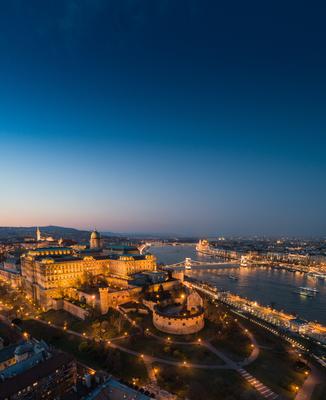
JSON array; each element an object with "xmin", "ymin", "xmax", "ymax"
[{"xmin": 20, "ymin": 229, "xmax": 157, "ymax": 310}]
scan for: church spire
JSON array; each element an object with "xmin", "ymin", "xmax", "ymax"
[{"xmin": 36, "ymin": 227, "xmax": 41, "ymax": 242}]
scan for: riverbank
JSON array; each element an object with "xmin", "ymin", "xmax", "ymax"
[{"xmin": 150, "ymin": 245, "xmax": 326, "ymax": 325}]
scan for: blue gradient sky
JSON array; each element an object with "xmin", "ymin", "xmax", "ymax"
[{"xmin": 0, "ymin": 1, "xmax": 325, "ymax": 236}]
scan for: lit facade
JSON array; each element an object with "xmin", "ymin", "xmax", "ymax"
[
  {"xmin": 21, "ymin": 248, "xmax": 109, "ymax": 306},
  {"xmin": 19, "ymin": 238, "xmax": 157, "ymax": 309},
  {"xmin": 90, "ymin": 230, "xmax": 102, "ymax": 249},
  {"xmin": 108, "ymin": 254, "xmax": 156, "ymax": 278}
]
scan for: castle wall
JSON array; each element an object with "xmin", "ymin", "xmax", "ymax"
[
  {"xmin": 147, "ymin": 280, "xmax": 180, "ymax": 293},
  {"xmin": 50, "ymin": 299, "xmax": 89, "ymax": 320},
  {"xmin": 0, "ymin": 269, "xmax": 21, "ymax": 288},
  {"xmin": 106, "ymin": 275, "xmax": 130, "ymax": 288},
  {"xmin": 153, "ymin": 310, "xmax": 204, "ymax": 335},
  {"xmin": 99, "ymin": 287, "xmax": 142, "ymax": 314}
]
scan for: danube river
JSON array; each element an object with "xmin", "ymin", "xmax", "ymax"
[{"xmin": 150, "ymin": 245, "xmax": 326, "ymax": 325}]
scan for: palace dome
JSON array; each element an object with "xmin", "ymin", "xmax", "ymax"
[{"xmin": 90, "ymin": 230, "xmax": 101, "ymax": 240}]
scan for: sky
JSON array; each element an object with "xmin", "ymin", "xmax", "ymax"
[{"xmin": 0, "ymin": 1, "xmax": 325, "ymax": 237}]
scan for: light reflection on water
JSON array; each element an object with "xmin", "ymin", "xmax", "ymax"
[{"xmin": 150, "ymin": 245, "xmax": 326, "ymax": 324}]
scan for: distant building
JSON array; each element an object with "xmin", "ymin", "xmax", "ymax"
[
  {"xmin": 196, "ymin": 239, "xmax": 210, "ymax": 253},
  {"xmin": 36, "ymin": 227, "xmax": 41, "ymax": 242},
  {"xmin": 36, "ymin": 227, "xmax": 55, "ymax": 243}
]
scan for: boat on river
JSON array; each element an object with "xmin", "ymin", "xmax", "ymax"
[
  {"xmin": 299, "ymin": 286, "xmax": 319, "ymax": 293},
  {"xmin": 293, "ymin": 286, "xmax": 318, "ymax": 297}
]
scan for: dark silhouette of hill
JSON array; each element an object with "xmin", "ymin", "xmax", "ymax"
[{"xmin": 0, "ymin": 225, "xmax": 94, "ymax": 241}]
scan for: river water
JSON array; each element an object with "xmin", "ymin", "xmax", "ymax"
[{"xmin": 150, "ymin": 245, "xmax": 326, "ymax": 325}]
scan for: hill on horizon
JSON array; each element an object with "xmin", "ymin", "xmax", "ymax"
[{"xmin": 0, "ymin": 225, "xmax": 93, "ymax": 240}]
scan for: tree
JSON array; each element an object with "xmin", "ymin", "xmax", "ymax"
[
  {"xmin": 82, "ymin": 271, "xmax": 96, "ymax": 287},
  {"xmin": 188, "ymin": 381, "xmax": 209, "ymax": 400},
  {"xmin": 112, "ymin": 314, "xmax": 124, "ymax": 334},
  {"xmin": 106, "ymin": 349, "xmax": 122, "ymax": 373},
  {"xmin": 101, "ymin": 320, "xmax": 110, "ymax": 332},
  {"xmin": 78, "ymin": 341, "xmax": 89, "ymax": 352}
]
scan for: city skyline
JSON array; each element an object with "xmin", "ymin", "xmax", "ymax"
[
  {"xmin": 1, "ymin": 4, "xmax": 326, "ymax": 400},
  {"xmin": 1, "ymin": 1, "xmax": 326, "ymax": 236},
  {"xmin": 0, "ymin": 225, "xmax": 325, "ymax": 240}
]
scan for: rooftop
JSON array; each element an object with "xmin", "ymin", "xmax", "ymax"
[
  {"xmin": 108, "ymin": 245, "xmax": 139, "ymax": 250},
  {"xmin": 0, "ymin": 343, "xmax": 17, "ymax": 363},
  {"xmin": 35, "ymin": 255, "xmax": 110, "ymax": 263},
  {"xmin": 0, "ymin": 352, "xmax": 74, "ymax": 398},
  {"xmin": 30, "ymin": 247, "xmax": 72, "ymax": 252},
  {"xmin": 85, "ymin": 376, "xmax": 153, "ymax": 400}
]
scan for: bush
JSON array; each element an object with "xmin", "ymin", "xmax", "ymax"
[
  {"xmin": 163, "ymin": 345, "xmax": 171, "ymax": 353},
  {"xmin": 78, "ymin": 341, "xmax": 89, "ymax": 352},
  {"xmin": 173, "ymin": 349, "xmax": 182, "ymax": 358}
]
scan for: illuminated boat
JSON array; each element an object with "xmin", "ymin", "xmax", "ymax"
[
  {"xmin": 299, "ymin": 287, "xmax": 319, "ymax": 294},
  {"xmin": 293, "ymin": 287, "xmax": 318, "ymax": 297},
  {"xmin": 293, "ymin": 289, "xmax": 314, "ymax": 297}
]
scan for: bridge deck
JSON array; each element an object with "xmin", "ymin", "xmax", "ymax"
[{"xmin": 163, "ymin": 257, "xmax": 239, "ymax": 269}]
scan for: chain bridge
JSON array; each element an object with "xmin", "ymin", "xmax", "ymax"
[{"xmin": 163, "ymin": 257, "xmax": 239, "ymax": 270}]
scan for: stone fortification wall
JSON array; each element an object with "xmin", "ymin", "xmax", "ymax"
[{"xmin": 153, "ymin": 308, "xmax": 204, "ymax": 335}]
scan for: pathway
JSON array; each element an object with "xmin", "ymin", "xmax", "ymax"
[
  {"xmin": 238, "ymin": 368, "xmax": 279, "ymax": 399},
  {"xmin": 237, "ymin": 321, "xmax": 260, "ymax": 366},
  {"xmin": 30, "ymin": 315, "xmax": 279, "ymax": 398},
  {"xmin": 203, "ymin": 339, "xmax": 278, "ymax": 399},
  {"xmin": 295, "ymin": 364, "xmax": 325, "ymax": 400}
]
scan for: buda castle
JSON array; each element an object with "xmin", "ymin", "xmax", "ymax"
[{"xmin": 17, "ymin": 228, "xmax": 158, "ymax": 310}]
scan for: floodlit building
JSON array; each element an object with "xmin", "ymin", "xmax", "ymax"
[
  {"xmin": 16, "ymin": 231, "xmax": 158, "ymax": 310},
  {"xmin": 90, "ymin": 230, "xmax": 102, "ymax": 249},
  {"xmin": 21, "ymin": 247, "xmax": 109, "ymax": 305}
]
